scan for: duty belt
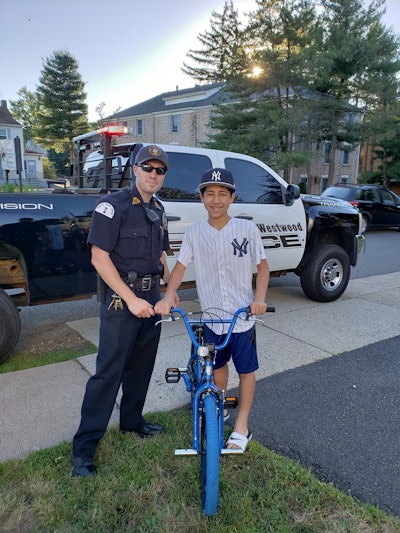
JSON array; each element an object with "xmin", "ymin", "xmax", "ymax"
[{"xmin": 122, "ymin": 273, "xmax": 161, "ymax": 292}]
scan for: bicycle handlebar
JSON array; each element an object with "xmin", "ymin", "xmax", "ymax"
[{"xmin": 166, "ymin": 306, "xmax": 275, "ymax": 352}]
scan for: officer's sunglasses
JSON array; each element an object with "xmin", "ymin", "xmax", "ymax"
[{"xmin": 136, "ymin": 163, "xmax": 167, "ymax": 175}]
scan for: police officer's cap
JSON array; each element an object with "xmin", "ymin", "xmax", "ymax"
[{"xmin": 134, "ymin": 145, "xmax": 169, "ymax": 169}]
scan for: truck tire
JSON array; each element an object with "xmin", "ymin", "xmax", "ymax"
[
  {"xmin": 300, "ymin": 244, "xmax": 351, "ymax": 303},
  {"xmin": 0, "ymin": 289, "xmax": 21, "ymax": 363}
]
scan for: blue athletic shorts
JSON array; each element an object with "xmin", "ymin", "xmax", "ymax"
[{"xmin": 203, "ymin": 325, "xmax": 258, "ymax": 374}]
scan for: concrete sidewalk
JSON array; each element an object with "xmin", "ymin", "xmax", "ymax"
[{"xmin": 1, "ymin": 272, "xmax": 399, "ymax": 463}]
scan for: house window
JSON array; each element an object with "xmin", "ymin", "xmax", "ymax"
[
  {"xmin": 210, "ymin": 110, "xmax": 219, "ymax": 130},
  {"xmin": 298, "ymin": 175, "xmax": 308, "ymax": 193},
  {"xmin": 0, "ymin": 128, "xmax": 7, "ymax": 139},
  {"xmin": 322, "ymin": 142, "xmax": 331, "ymax": 164},
  {"xmin": 168, "ymin": 114, "xmax": 181, "ymax": 134},
  {"xmin": 135, "ymin": 119, "xmax": 144, "ymax": 136},
  {"xmin": 341, "ymin": 148, "xmax": 349, "ymax": 165},
  {"xmin": 320, "ymin": 175, "xmax": 328, "ymax": 193}
]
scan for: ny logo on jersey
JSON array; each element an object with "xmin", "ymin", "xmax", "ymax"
[{"xmin": 231, "ymin": 237, "xmax": 249, "ymax": 257}]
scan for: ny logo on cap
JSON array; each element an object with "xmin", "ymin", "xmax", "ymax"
[{"xmin": 211, "ymin": 170, "xmax": 222, "ymax": 182}]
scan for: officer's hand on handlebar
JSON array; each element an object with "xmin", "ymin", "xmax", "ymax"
[
  {"xmin": 127, "ymin": 298, "xmax": 156, "ymax": 319},
  {"xmin": 249, "ymin": 301, "xmax": 268, "ymax": 316}
]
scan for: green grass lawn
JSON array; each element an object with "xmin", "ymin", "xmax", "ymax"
[
  {"xmin": 0, "ymin": 342, "xmax": 96, "ymax": 373},
  {"xmin": 1, "ymin": 410, "xmax": 399, "ymax": 532}
]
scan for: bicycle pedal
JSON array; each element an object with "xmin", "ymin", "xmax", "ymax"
[
  {"xmin": 175, "ymin": 449, "xmax": 197, "ymax": 456},
  {"xmin": 224, "ymin": 396, "xmax": 239, "ymax": 409},
  {"xmin": 165, "ymin": 368, "xmax": 181, "ymax": 383}
]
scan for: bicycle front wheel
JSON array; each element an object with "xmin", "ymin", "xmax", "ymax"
[{"xmin": 200, "ymin": 394, "xmax": 220, "ymax": 516}]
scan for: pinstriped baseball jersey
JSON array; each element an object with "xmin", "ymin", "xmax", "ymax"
[{"xmin": 177, "ymin": 217, "xmax": 266, "ymax": 334}]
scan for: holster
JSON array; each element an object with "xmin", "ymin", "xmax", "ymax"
[
  {"xmin": 126, "ymin": 271, "xmax": 137, "ymax": 289},
  {"xmin": 96, "ymin": 274, "xmax": 107, "ymax": 303}
]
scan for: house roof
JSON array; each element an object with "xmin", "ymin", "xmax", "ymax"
[
  {"xmin": 0, "ymin": 100, "xmax": 22, "ymax": 126},
  {"xmin": 111, "ymin": 82, "xmax": 229, "ymax": 119}
]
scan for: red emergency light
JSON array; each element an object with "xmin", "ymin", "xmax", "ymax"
[{"xmin": 97, "ymin": 125, "xmax": 128, "ymax": 136}]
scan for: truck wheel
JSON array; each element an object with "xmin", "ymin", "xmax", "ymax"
[
  {"xmin": 0, "ymin": 289, "xmax": 21, "ymax": 363},
  {"xmin": 300, "ymin": 245, "xmax": 351, "ymax": 303}
]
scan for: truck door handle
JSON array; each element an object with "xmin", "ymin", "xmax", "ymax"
[
  {"xmin": 166, "ymin": 215, "xmax": 181, "ymax": 221},
  {"xmin": 235, "ymin": 215, "xmax": 253, "ymax": 220}
]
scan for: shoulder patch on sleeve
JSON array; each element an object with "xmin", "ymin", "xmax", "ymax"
[{"xmin": 95, "ymin": 202, "xmax": 115, "ymax": 219}]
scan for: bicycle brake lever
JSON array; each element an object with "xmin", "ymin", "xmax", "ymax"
[{"xmin": 155, "ymin": 316, "xmax": 179, "ymax": 326}]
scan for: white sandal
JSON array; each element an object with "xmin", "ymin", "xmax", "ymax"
[{"xmin": 226, "ymin": 431, "xmax": 252, "ymax": 452}]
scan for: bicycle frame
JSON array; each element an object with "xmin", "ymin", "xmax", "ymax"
[
  {"xmin": 165, "ymin": 306, "xmax": 251, "ymax": 456},
  {"xmin": 162, "ymin": 305, "xmax": 275, "ymax": 516}
]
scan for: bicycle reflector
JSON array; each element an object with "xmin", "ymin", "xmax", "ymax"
[{"xmin": 197, "ymin": 346, "xmax": 209, "ymax": 358}]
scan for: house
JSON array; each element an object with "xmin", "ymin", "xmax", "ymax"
[
  {"xmin": 109, "ymin": 82, "xmax": 361, "ymax": 195},
  {"xmin": 24, "ymin": 140, "xmax": 45, "ymax": 184},
  {"xmin": 110, "ymin": 82, "xmax": 227, "ymax": 148},
  {"xmin": 0, "ymin": 99, "xmax": 25, "ymax": 183},
  {"xmin": 0, "ymin": 101, "xmax": 46, "ymax": 187}
]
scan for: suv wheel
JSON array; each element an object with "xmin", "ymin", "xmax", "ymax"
[
  {"xmin": 361, "ymin": 214, "xmax": 369, "ymax": 233},
  {"xmin": 300, "ymin": 245, "xmax": 351, "ymax": 302}
]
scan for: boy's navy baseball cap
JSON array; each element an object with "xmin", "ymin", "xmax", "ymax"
[
  {"xmin": 134, "ymin": 145, "xmax": 169, "ymax": 169},
  {"xmin": 199, "ymin": 168, "xmax": 235, "ymax": 191}
]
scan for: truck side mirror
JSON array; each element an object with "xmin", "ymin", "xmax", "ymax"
[{"xmin": 285, "ymin": 184, "xmax": 301, "ymax": 206}]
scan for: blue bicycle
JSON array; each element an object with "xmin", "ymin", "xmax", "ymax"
[{"xmin": 160, "ymin": 305, "xmax": 275, "ymax": 516}]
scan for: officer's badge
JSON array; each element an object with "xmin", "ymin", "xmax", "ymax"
[
  {"xmin": 149, "ymin": 146, "xmax": 161, "ymax": 157},
  {"xmin": 132, "ymin": 197, "xmax": 141, "ymax": 205},
  {"xmin": 95, "ymin": 202, "xmax": 115, "ymax": 219}
]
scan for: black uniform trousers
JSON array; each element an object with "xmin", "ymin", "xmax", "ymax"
[{"xmin": 72, "ymin": 286, "xmax": 161, "ymax": 459}]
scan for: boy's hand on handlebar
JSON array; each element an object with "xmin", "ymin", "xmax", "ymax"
[
  {"xmin": 155, "ymin": 293, "xmax": 179, "ymax": 316},
  {"xmin": 249, "ymin": 301, "xmax": 267, "ymax": 316}
]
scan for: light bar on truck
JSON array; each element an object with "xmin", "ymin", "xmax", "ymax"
[
  {"xmin": 73, "ymin": 124, "xmax": 128, "ymax": 143},
  {"xmin": 98, "ymin": 125, "xmax": 128, "ymax": 136}
]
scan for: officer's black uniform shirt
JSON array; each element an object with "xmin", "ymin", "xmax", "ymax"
[{"xmin": 87, "ymin": 184, "xmax": 169, "ymax": 277}]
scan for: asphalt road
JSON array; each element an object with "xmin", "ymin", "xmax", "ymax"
[
  {"xmin": 247, "ymin": 336, "xmax": 400, "ymax": 517},
  {"xmin": 227, "ymin": 229, "xmax": 400, "ymax": 518}
]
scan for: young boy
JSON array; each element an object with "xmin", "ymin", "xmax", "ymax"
[{"xmin": 155, "ymin": 168, "xmax": 269, "ymax": 451}]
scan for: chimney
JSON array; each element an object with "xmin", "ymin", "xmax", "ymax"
[{"xmin": 1, "ymin": 100, "xmax": 7, "ymax": 109}]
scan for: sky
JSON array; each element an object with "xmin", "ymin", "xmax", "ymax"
[{"xmin": 1, "ymin": 0, "xmax": 399, "ymax": 122}]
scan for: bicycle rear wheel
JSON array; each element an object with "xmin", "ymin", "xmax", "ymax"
[{"xmin": 200, "ymin": 394, "xmax": 220, "ymax": 516}]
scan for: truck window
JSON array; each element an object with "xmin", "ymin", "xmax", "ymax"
[
  {"xmin": 158, "ymin": 153, "xmax": 212, "ymax": 201},
  {"xmin": 225, "ymin": 157, "xmax": 283, "ymax": 204}
]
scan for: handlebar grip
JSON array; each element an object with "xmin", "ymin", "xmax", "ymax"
[{"xmin": 266, "ymin": 306, "xmax": 275, "ymax": 313}]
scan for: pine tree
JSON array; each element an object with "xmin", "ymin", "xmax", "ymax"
[
  {"xmin": 182, "ymin": 0, "xmax": 247, "ymax": 83},
  {"xmin": 35, "ymin": 50, "xmax": 89, "ymax": 155},
  {"xmin": 205, "ymin": 0, "xmax": 319, "ymax": 182},
  {"xmin": 305, "ymin": 0, "xmax": 400, "ymax": 187}
]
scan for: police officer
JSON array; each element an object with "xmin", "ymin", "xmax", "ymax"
[{"xmin": 72, "ymin": 144, "xmax": 178, "ymax": 478}]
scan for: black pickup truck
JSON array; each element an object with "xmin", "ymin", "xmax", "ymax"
[{"xmin": 0, "ymin": 140, "xmax": 365, "ymax": 362}]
